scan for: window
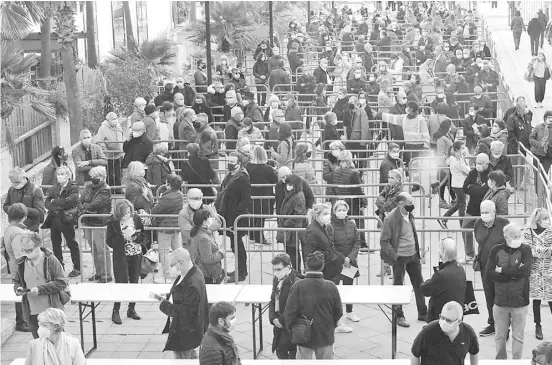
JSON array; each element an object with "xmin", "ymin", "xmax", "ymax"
[
  {"xmin": 136, "ymin": 1, "xmax": 148, "ymax": 43},
  {"xmin": 111, "ymin": 1, "xmax": 125, "ymax": 48}
]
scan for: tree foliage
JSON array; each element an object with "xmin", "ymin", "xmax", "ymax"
[{"xmin": 0, "ymin": 1, "xmax": 45, "ymax": 41}]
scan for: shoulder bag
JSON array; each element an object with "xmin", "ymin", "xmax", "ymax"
[
  {"xmin": 186, "ymin": 161, "xmax": 217, "ymax": 196},
  {"xmin": 290, "ymin": 281, "xmax": 328, "ymax": 345}
]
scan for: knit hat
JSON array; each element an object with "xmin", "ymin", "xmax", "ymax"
[
  {"xmin": 333, "ymin": 200, "xmax": 350, "ymax": 213},
  {"xmin": 244, "ymin": 91, "xmax": 255, "ymax": 100},
  {"xmin": 305, "ymin": 251, "xmax": 325, "ymax": 271}
]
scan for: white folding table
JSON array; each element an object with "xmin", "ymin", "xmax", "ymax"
[
  {"xmin": 70, "ymin": 283, "xmax": 245, "ymax": 357},
  {"xmin": 0, "ymin": 283, "xmax": 21, "ymax": 303}
]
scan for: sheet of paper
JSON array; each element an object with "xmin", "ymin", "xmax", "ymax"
[{"xmin": 340, "ymin": 265, "xmax": 359, "ymax": 279}]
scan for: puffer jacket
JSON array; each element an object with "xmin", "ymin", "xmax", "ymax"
[
  {"xmin": 482, "ymin": 186, "xmax": 511, "ymax": 216},
  {"xmin": 529, "ymin": 123, "xmax": 552, "ymax": 157},
  {"xmin": 189, "ymin": 228, "xmax": 224, "ymax": 280},
  {"xmin": 13, "ymin": 248, "xmax": 68, "ymax": 322},
  {"xmin": 145, "ymin": 153, "xmax": 173, "ymax": 189},
  {"xmin": 486, "ymin": 243, "xmax": 532, "ymax": 308},
  {"xmin": 78, "ymin": 181, "xmax": 111, "ymax": 227},
  {"xmin": 3, "ymin": 180, "xmax": 45, "ymax": 232},
  {"xmin": 330, "ymin": 215, "xmax": 360, "ymax": 265},
  {"xmin": 199, "ymin": 326, "xmax": 242, "ymax": 365},
  {"xmin": 151, "ymin": 188, "xmax": 183, "ymax": 229}
]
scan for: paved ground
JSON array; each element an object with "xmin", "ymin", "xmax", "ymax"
[{"xmin": 2, "ymin": 3, "xmax": 552, "ymax": 364}]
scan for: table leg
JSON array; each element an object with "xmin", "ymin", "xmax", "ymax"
[
  {"xmin": 78, "ymin": 301, "xmax": 99, "ymax": 358},
  {"xmin": 91, "ymin": 302, "xmax": 97, "ymax": 351},
  {"xmin": 79, "ymin": 302, "xmax": 85, "ymax": 352},
  {"xmin": 258, "ymin": 303, "xmax": 263, "ymax": 353},
  {"xmin": 391, "ymin": 304, "xmax": 397, "ymax": 359},
  {"xmin": 251, "ymin": 303, "xmax": 257, "ymax": 359}
]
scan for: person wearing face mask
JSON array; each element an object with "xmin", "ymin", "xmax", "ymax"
[
  {"xmin": 295, "ymin": 65, "xmax": 316, "ymax": 106},
  {"xmin": 13, "ymin": 232, "xmax": 68, "ymax": 339},
  {"xmin": 192, "ymin": 94, "xmax": 214, "ymax": 125},
  {"xmin": 347, "ymin": 69, "xmax": 365, "ymax": 94},
  {"xmin": 189, "ymin": 210, "xmax": 225, "ymax": 284},
  {"xmin": 483, "ymin": 170, "xmax": 511, "ymax": 217},
  {"xmin": 24, "ymin": 308, "xmax": 85, "ymax": 364},
  {"xmin": 330, "ymin": 200, "xmax": 361, "ymax": 326},
  {"xmin": 193, "ymin": 113, "xmax": 219, "ymax": 170},
  {"xmin": 376, "ymin": 169, "xmax": 404, "ymax": 229},
  {"xmin": 4, "ymin": 167, "xmax": 45, "ymax": 233},
  {"xmin": 277, "ymin": 174, "xmax": 307, "ymax": 271},
  {"xmin": 322, "ymin": 111, "xmax": 341, "ymax": 146},
  {"xmin": 313, "ymin": 57, "xmax": 332, "ymax": 87},
  {"xmin": 224, "ymin": 106, "xmax": 244, "ymax": 152},
  {"xmin": 462, "ymin": 104, "xmax": 487, "ymax": 154},
  {"xmin": 194, "ymin": 58, "xmax": 208, "ymax": 93},
  {"xmin": 411, "ymin": 301, "xmax": 479, "ymax": 365},
  {"xmin": 268, "ymin": 253, "xmax": 302, "ymax": 359},
  {"xmin": 129, "ymin": 97, "xmax": 147, "ymax": 125},
  {"xmin": 360, "ymin": 43, "xmax": 375, "ymax": 76},
  {"xmin": 364, "ymin": 73, "xmax": 380, "ymax": 104},
  {"xmin": 141, "ymin": 104, "xmax": 161, "ymax": 141},
  {"xmin": 473, "ymin": 200, "xmax": 510, "ymax": 337},
  {"xmin": 529, "ymin": 111, "xmax": 552, "ymax": 192},
  {"xmin": 154, "ymin": 82, "xmax": 175, "ymax": 107},
  {"xmin": 43, "ymin": 166, "xmax": 81, "ymax": 277},
  {"xmin": 41, "ymin": 146, "xmax": 71, "ymax": 188},
  {"xmin": 199, "ymin": 301, "xmax": 241, "ymax": 365},
  {"xmin": 95, "ymin": 112, "xmax": 125, "ymax": 190},
  {"xmin": 222, "ymin": 90, "xmax": 243, "ymax": 123},
  {"xmin": 524, "ymin": 208, "xmax": 552, "ymax": 340},
  {"xmin": 419, "ymin": 238, "xmax": 466, "ymax": 323},
  {"xmin": 215, "ymin": 153, "xmax": 251, "ymax": 283},
  {"xmin": 145, "ymin": 143, "xmax": 174, "ymax": 192},
  {"xmin": 78, "ymin": 166, "xmax": 112, "ymax": 283},
  {"xmin": 468, "ymin": 86, "xmax": 492, "ymax": 119},
  {"xmin": 380, "ymin": 192, "xmax": 428, "ymax": 327},
  {"xmin": 323, "ymin": 140, "xmax": 344, "ymax": 190},
  {"xmin": 282, "ymin": 93, "xmax": 303, "ymax": 137},
  {"xmin": 124, "ymin": 161, "xmax": 154, "ymax": 213},
  {"xmin": 486, "ymin": 223, "xmax": 533, "ymax": 359},
  {"xmin": 253, "ymin": 53, "xmax": 269, "ymax": 106},
  {"xmin": 152, "ymin": 248, "xmax": 209, "ymax": 359},
  {"xmin": 379, "ymin": 144, "xmax": 405, "ymax": 192},
  {"xmin": 283, "ymin": 250, "xmax": 343, "ymax": 359},
  {"xmin": 72, "ymin": 129, "xmax": 107, "ymax": 186},
  {"xmin": 505, "ymin": 96, "xmax": 533, "ymax": 156},
  {"xmin": 488, "ymin": 140, "xmax": 513, "ymax": 183},
  {"xmin": 178, "ymin": 188, "xmax": 221, "ymax": 247},
  {"xmin": 238, "ymin": 117, "xmax": 264, "ymax": 144},
  {"xmin": 123, "ymin": 121, "xmax": 154, "ymax": 167}
]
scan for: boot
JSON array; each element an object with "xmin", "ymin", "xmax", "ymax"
[
  {"xmin": 127, "ymin": 307, "xmax": 141, "ymax": 320},
  {"xmin": 112, "ymin": 310, "xmax": 122, "ymax": 325},
  {"xmin": 536, "ymin": 324, "xmax": 543, "ymax": 340}
]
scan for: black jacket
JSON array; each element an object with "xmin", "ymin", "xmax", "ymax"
[
  {"xmin": 160, "ymin": 265, "xmax": 209, "ymax": 352},
  {"xmin": 463, "ymin": 167, "xmax": 490, "ymax": 216},
  {"xmin": 246, "ymin": 163, "xmax": 278, "ymax": 215},
  {"xmin": 275, "ymin": 178, "xmax": 314, "ymax": 214},
  {"xmin": 313, "ymin": 66, "xmax": 330, "ymax": 85},
  {"xmin": 303, "ymin": 220, "xmax": 344, "ymax": 280},
  {"xmin": 105, "ymin": 214, "xmax": 148, "ymax": 278},
  {"xmin": 332, "ymin": 96, "xmax": 351, "ymax": 122},
  {"xmin": 122, "ymin": 134, "xmax": 154, "ymax": 168},
  {"xmin": 269, "ymin": 270, "xmax": 302, "ymax": 353},
  {"xmin": 283, "ymin": 271, "xmax": 343, "ymax": 349},
  {"xmin": 506, "ymin": 109, "xmax": 532, "ymax": 154},
  {"xmin": 528, "ymin": 18, "xmax": 544, "ymax": 37},
  {"xmin": 3, "ymin": 180, "xmax": 45, "ymax": 231},
  {"xmin": 420, "ymin": 260, "xmax": 466, "ymax": 322},
  {"xmin": 489, "ymin": 154, "xmax": 514, "ymax": 183},
  {"xmin": 474, "ymin": 217, "xmax": 510, "ymax": 266},
  {"xmin": 215, "ymin": 170, "xmax": 251, "ymax": 227},
  {"xmin": 379, "ymin": 155, "xmax": 404, "ymax": 192}
]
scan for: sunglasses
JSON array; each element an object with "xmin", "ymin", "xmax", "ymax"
[{"xmin": 439, "ymin": 314, "xmax": 458, "ymax": 324}]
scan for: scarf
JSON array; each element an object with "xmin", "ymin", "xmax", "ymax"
[
  {"xmin": 133, "ymin": 107, "xmax": 146, "ymax": 120},
  {"xmin": 274, "ymin": 278, "xmax": 285, "ymax": 313},
  {"xmin": 208, "ymin": 325, "xmax": 240, "ymax": 365},
  {"xmin": 31, "ymin": 333, "xmax": 72, "ymax": 365},
  {"xmin": 386, "ymin": 181, "xmax": 403, "ymax": 198}
]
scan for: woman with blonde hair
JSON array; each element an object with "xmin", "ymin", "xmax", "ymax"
[
  {"xmin": 24, "ymin": 308, "xmax": 85, "ymax": 365},
  {"xmin": 125, "ymin": 161, "xmax": 154, "ymax": 212},
  {"xmin": 524, "ymin": 207, "xmax": 552, "ymax": 340}
]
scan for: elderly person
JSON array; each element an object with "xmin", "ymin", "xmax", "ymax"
[
  {"xmin": 529, "ymin": 111, "xmax": 552, "ymax": 191},
  {"xmin": 277, "ymin": 174, "xmax": 307, "ymax": 271},
  {"xmin": 379, "ymin": 144, "xmax": 404, "ymax": 193},
  {"xmin": 246, "ymin": 146, "xmax": 278, "ymax": 245},
  {"xmin": 145, "ymin": 143, "xmax": 173, "ymax": 194},
  {"xmin": 532, "ymin": 342, "xmax": 552, "ymax": 365},
  {"xmin": 180, "ymin": 143, "xmax": 220, "ymax": 200},
  {"xmin": 125, "ymin": 161, "xmax": 154, "ymax": 213},
  {"xmin": 489, "ymin": 140, "xmax": 513, "ymax": 183},
  {"xmin": 129, "ymin": 97, "xmax": 147, "ymax": 124},
  {"xmin": 524, "ymin": 208, "xmax": 552, "ymax": 340},
  {"xmin": 475, "ymin": 200, "xmax": 511, "ymax": 337},
  {"xmin": 151, "ymin": 175, "xmax": 184, "ymax": 283},
  {"xmin": 483, "ymin": 170, "xmax": 511, "ymax": 216},
  {"xmin": 24, "ymin": 308, "xmax": 85, "ymax": 365},
  {"xmin": 176, "ymin": 108, "xmax": 197, "ymax": 154},
  {"xmin": 3, "ymin": 203, "xmax": 30, "ymax": 332},
  {"xmin": 41, "ymin": 146, "xmax": 70, "ymax": 188},
  {"xmin": 123, "ymin": 121, "xmax": 154, "ymax": 167},
  {"xmin": 106, "ymin": 199, "xmax": 146, "ymax": 324},
  {"xmin": 14, "ymin": 232, "xmax": 68, "ymax": 338},
  {"xmin": 178, "ymin": 188, "xmax": 221, "ymax": 249},
  {"xmin": 3, "ymin": 167, "xmax": 45, "ymax": 232},
  {"xmin": 375, "ymin": 169, "xmax": 403, "ymax": 223},
  {"xmin": 79, "ymin": 166, "xmax": 112, "ymax": 283},
  {"xmin": 195, "ymin": 112, "xmax": 219, "ymax": 170},
  {"xmin": 487, "ymin": 223, "xmax": 533, "ymax": 360},
  {"xmin": 420, "ymin": 238, "xmax": 466, "ymax": 323},
  {"xmin": 95, "ymin": 112, "xmax": 125, "ymax": 190},
  {"xmin": 225, "ymin": 106, "xmax": 244, "ymax": 151},
  {"xmin": 44, "ymin": 166, "xmax": 80, "ymax": 277},
  {"xmin": 330, "ymin": 200, "xmax": 361, "ymax": 329},
  {"xmin": 72, "ymin": 129, "xmax": 107, "ymax": 186},
  {"xmin": 189, "ymin": 210, "xmax": 225, "ymax": 284}
]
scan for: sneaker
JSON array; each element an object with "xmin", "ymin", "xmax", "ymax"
[
  {"xmin": 437, "ymin": 219, "xmax": 448, "ymax": 229},
  {"xmin": 439, "ymin": 200, "xmax": 452, "ymax": 209},
  {"xmin": 397, "ymin": 317, "xmax": 410, "ymax": 328},
  {"xmin": 335, "ymin": 323, "xmax": 353, "ymax": 333},
  {"xmin": 88, "ymin": 275, "xmax": 101, "ymax": 282},
  {"xmin": 479, "ymin": 325, "xmax": 495, "ymax": 337},
  {"xmin": 346, "ymin": 312, "xmax": 360, "ymax": 322},
  {"xmin": 68, "ymin": 270, "xmax": 81, "ymax": 278}
]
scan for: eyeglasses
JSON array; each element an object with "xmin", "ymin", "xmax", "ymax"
[
  {"xmin": 439, "ymin": 314, "xmax": 458, "ymax": 324},
  {"xmin": 176, "ymin": 81, "xmax": 184, "ymax": 83},
  {"xmin": 21, "ymin": 247, "xmax": 36, "ymax": 254},
  {"xmin": 273, "ymin": 266, "xmax": 288, "ymax": 272},
  {"xmin": 170, "ymin": 260, "xmax": 183, "ymax": 268}
]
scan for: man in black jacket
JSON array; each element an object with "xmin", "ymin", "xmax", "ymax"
[
  {"xmin": 332, "ymin": 88, "xmax": 350, "ymax": 123},
  {"xmin": 505, "ymin": 96, "xmax": 533, "ymax": 155},
  {"xmin": 538, "ymin": 9, "xmax": 549, "ymax": 47},
  {"xmin": 276, "ymin": 167, "xmax": 315, "ymax": 214},
  {"xmin": 284, "ymin": 251, "xmax": 342, "ymax": 359},
  {"xmin": 4, "ymin": 167, "xmax": 45, "ymax": 232},
  {"xmin": 152, "ymin": 248, "xmax": 208, "ymax": 359},
  {"xmin": 123, "ymin": 121, "xmax": 154, "ymax": 167},
  {"xmin": 528, "ymin": 14, "xmax": 545, "ymax": 56},
  {"xmin": 154, "ymin": 83, "xmax": 174, "ymax": 107},
  {"xmin": 419, "ymin": 238, "xmax": 466, "ymax": 322}
]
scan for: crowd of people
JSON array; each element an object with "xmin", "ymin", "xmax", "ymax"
[{"xmin": 3, "ymin": 1, "xmax": 552, "ymax": 364}]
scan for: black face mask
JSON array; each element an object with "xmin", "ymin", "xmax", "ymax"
[
  {"xmin": 306, "ymin": 151, "xmax": 312, "ymax": 158},
  {"xmin": 193, "ymin": 122, "xmax": 201, "ymax": 130},
  {"xmin": 91, "ymin": 178, "xmax": 101, "ymax": 185},
  {"xmin": 404, "ymin": 204, "xmax": 415, "ymax": 212}
]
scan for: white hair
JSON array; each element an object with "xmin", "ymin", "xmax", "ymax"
[
  {"xmin": 8, "ymin": 167, "xmax": 26, "ymax": 182},
  {"xmin": 480, "ymin": 200, "xmax": 496, "ymax": 211},
  {"xmin": 503, "ymin": 222, "xmax": 522, "ymax": 238},
  {"xmin": 37, "ymin": 308, "xmax": 66, "ymax": 332},
  {"xmin": 490, "ymin": 140, "xmax": 504, "ymax": 152},
  {"xmin": 442, "ymin": 301, "xmax": 463, "ymax": 321},
  {"xmin": 89, "ymin": 166, "xmax": 107, "ymax": 179},
  {"xmin": 439, "ymin": 237, "xmax": 457, "ymax": 262},
  {"xmin": 56, "ymin": 166, "xmax": 72, "ymax": 177}
]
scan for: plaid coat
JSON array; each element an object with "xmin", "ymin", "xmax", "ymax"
[{"xmin": 72, "ymin": 143, "xmax": 107, "ymax": 185}]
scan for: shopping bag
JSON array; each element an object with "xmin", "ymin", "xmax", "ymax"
[{"xmin": 463, "ymin": 280, "xmax": 479, "ymax": 316}]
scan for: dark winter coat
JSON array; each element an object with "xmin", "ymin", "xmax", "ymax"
[
  {"xmin": 379, "ymin": 155, "xmax": 404, "ymax": 192},
  {"xmin": 322, "ymin": 122, "xmax": 341, "ymax": 145},
  {"xmin": 506, "ymin": 109, "xmax": 533, "ymax": 154},
  {"xmin": 244, "ymin": 102, "xmax": 264, "ymax": 124},
  {"xmin": 79, "ymin": 181, "xmax": 111, "ymax": 227},
  {"xmin": 380, "ymin": 207, "xmax": 421, "ymax": 265},
  {"xmin": 474, "ymin": 216, "xmax": 510, "ymax": 267},
  {"xmin": 145, "ymin": 153, "xmax": 173, "ymax": 190},
  {"xmin": 278, "ymin": 191, "xmax": 307, "ymax": 248},
  {"xmin": 528, "ymin": 18, "xmax": 544, "ymax": 37},
  {"xmin": 44, "ymin": 180, "xmax": 79, "ymax": 227},
  {"xmin": 160, "ymin": 265, "xmax": 209, "ymax": 352},
  {"xmin": 125, "ymin": 177, "xmax": 154, "ymax": 212},
  {"xmin": 180, "ymin": 156, "xmax": 219, "ymax": 198},
  {"xmin": 246, "ymin": 163, "xmax": 278, "ymax": 215},
  {"xmin": 420, "ymin": 260, "xmax": 466, "ymax": 322},
  {"xmin": 330, "ymin": 216, "xmax": 360, "ymax": 266},
  {"xmin": 482, "ymin": 186, "xmax": 511, "ymax": 216},
  {"xmin": 268, "ymin": 68, "xmax": 291, "ymax": 92},
  {"xmin": 269, "ymin": 270, "xmax": 302, "ymax": 353},
  {"xmin": 463, "ymin": 167, "xmax": 490, "ymax": 216},
  {"xmin": 462, "ymin": 114, "xmax": 487, "ymax": 151},
  {"xmin": 193, "ymin": 100, "xmax": 215, "ymax": 125},
  {"xmin": 486, "ymin": 243, "xmax": 532, "ymax": 308},
  {"xmin": 489, "ymin": 154, "xmax": 514, "ymax": 183},
  {"xmin": 106, "ymin": 214, "xmax": 147, "ymax": 277},
  {"xmin": 253, "ymin": 60, "xmax": 269, "ymax": 85},
  {"xmin": 3, "ymin": 179, "xmax": 45, "ymax": 232},
  {"xmin": 199, "ymin": 326, "xmax": 242, "ymax": 365},
  {"xmin": 332, "ymin": 96, "xmax": 350, "ymax": 122},
  {"xmin": 123, "ymin": 134, "xmax": 154, "ymax": 168},
  {"xmin": 295, "ymin": 75, "xmax": 316, "ymax": 103},
  {"xmin": 151, "ymin": 188, "xmax": 183, "ymax": 229},
  {"xmin": 215, "ymin": 170, "xmax": 251, "ymax": 227},
  {"xmin": 41, "ymin": 157, "xmax": 71, "ymax": 187},
  {"xmin": 72, "ymin": 143, "xmax": 107, "ymax": 186},
  {"xmin": 303, "ymin": 220, "xmax": 345, "ymax": 280},
  {"xmin": 283, "ymin": 271, "xmax": 343, "ymax": 348},
  {"xmin": 313, "ymin": 66, "xmax": 330, "ymax": 85},
  {"xmin": 275, "ymin": 178, "xmax": 314, "ymax": 214}
]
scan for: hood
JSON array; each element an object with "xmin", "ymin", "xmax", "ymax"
[{"xmin": 17, "ymin": 247, "xmax": 54, "ymax": 264}]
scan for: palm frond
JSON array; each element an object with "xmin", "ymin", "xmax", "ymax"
[
  {"xmin": 1, "ymin": 42, "xmax": 38, "ymax": 75},
  {"xmin": 1, "ymin": 2, "xmax": 37, "ymax": 40}
]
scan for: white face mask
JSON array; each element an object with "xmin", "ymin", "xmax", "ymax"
[
  {"xmin": 335, "ymin": 211, "xmax": 347, "ymax": 220},
  {"xmin": 37, "ymin": 326, "xmax": 51, "ymax": 339},
  {"xmin": 56, "ymin": 174, "xmax": 68, "ymax": 185},
  {"xmin": 223, "ymin": 317, "xmax": 237, "ymax": 332},
  {"xmin": 132, "ymin": 131, "xmax": 143, "ymax": 138},
  {"xmin": 508, "ymin": 238, "xmax": 522, "ymax": 249},
  {"xmin": 189, "ymin": 200, "xmax": 202, "ymax": 210},
  {"xmin": 439, "ymin": 319, "xmax": 456, "ymax": 333},
  {"xmin": 437, "ymin": 93, "xmax": 445, "ymax": 98},
  {"xmin": 319, "ymin": 214, "xmax": 331, "ymax": 225},
  {"xmin": 469, "ymin": 111, "xmax": 476, "ymax": 117},
  {"xmin": 492, "ymin": 153, "xmax": 501, "ymax": 159},
  {"xmin": 275, "ymin": 266, "xmax": 290, "ymax": 281},
  {"xmin": 332, "ymin": 149, "xmax": 340, "ymax": 157},
  {"xmin": 286, "ymin": 185, "xmax": 294, "ymax": 192},
  {"xmin": 481, "ymin": 212, "xmax": 494, "ymax": 224}
]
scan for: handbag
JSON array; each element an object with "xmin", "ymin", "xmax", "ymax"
[
  {"xmin": 463, "ymin": 280, "xmax": 479, "ymax": 315},
  {"xmin": 524, "ymin": 61, "xmax": 535, "ymax": 82},
  {"xmin": 141, "ymin": 249, "xmax": 158, "ymax": 276},
  {"xmin": 290, "ymin": 315, "xmax": 313, "ymax": 345},
  {"xmin": 545, "ymin": 66, "xmax": 551, "ymax": 81},
  {"xmin": 62, "ymin": 207, "xmax": 79, "ymax": 226},
  {"xmin": 59, "ymin": 288, "xmax": 71, "ymax": 305}
]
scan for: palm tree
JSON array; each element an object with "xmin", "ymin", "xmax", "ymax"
[
  {"xmin": 0, "ymin": 1, "xmax": 44, "ymax": 41},
  {"xmin": 55, "ymin": 4, "xmax": 83, "ymax": 143},
  {"xmin": 122, "ymin": 1, "xmax": 136, "ymax": 49},
  {"xmin": 86, "ymin": 1, "xmax": 98, "ymax": 68}
]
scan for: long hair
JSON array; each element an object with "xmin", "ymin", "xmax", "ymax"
[
  {"xmin": 527, "ymin": 207, "xmax": 549, "ymax": 229},
  {"xmin": 314, "ymin": 83, "xmax": 326, "ymax": 98},
  {"xmin": 190, "ymin": 209, "xmax": 210, "ymax": 238},
  {"xmin": 433, "ymin": 119, "xmax": 452, "ymax": 141}
]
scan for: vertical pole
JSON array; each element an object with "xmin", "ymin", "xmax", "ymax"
[
  {"xmin": 307, "ymin": 1, "xmax": 311, "ymax": 27},
  {"xmin": 205, "ymin": 1, "xmax": 212, "ymax": 85},
  {"xmin": 269, "ymin": 1, "xmax": 274, "ymax": 47}
]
